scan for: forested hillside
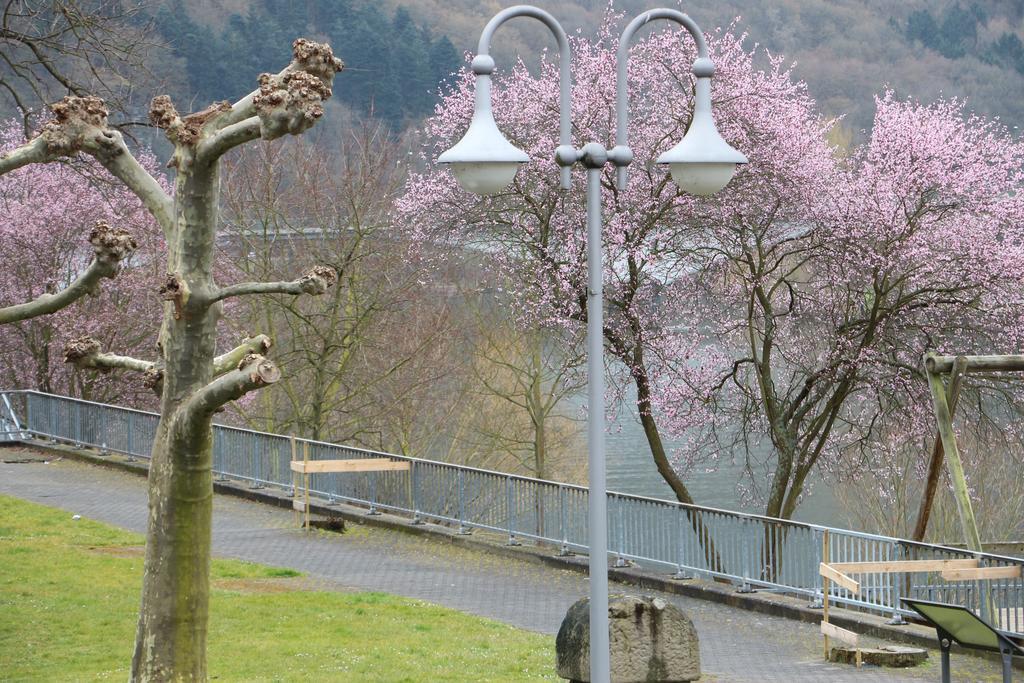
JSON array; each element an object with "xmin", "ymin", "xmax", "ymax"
[
  {"xmin": 153, "ymin": 0, "xmax": 459, "ymax": 127},
  {"xmin": 275, "ymin": 0, "xmax": 1021, "ymax": 135}
]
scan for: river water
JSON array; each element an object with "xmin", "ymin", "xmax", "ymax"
[{"xmin": 602, "ymin": 399, "xmax": 852, "ymax": 529}]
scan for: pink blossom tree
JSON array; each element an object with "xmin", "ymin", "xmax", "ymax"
[
  {"xmin": 0, "ymin": 120, "xmax": 166, "ymax": 404},
  {"xmin": 0, "ymin": 40, "xmax": 344, "ymax": 680},
  {"xmin": 400, "ymin": 10, "xmax": 1024, "ymax": 526},
  {"xmin": 398, "ymin": 15, "xmax": 837, "ymax": 509},
  {"xmin": 670, "ymin": 93, "xmax": 1024, "ymax": 521}
]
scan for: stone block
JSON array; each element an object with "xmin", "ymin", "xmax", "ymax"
[
  {"xmin": 556, "ymin": 594, "xmax": 700, "ymax": 682},
  {"xmin": 829, "ymin": 645, "xmax": 928, "ymax": 667}
]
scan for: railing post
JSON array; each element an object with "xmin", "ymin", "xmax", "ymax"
[
  {"xmin": 125, "ymin": 411, "xmax": 136, "ymax": 462},
  {"xmin": 98, "ymin": 407, "xmax": 108, "ymax": 455},
  {"xmin": 672, "ymin": 505, "xmax": 693, "ymax": 580},
  {"xmin": 809, "ymin": 528, "xmax": 824, "ymax": 609},
  {"xmin": 506, "ymin": 475, "xmax": 520, "ymax": 546},
  {"xmin": 49, "ymin": 397, "xmax": 57, "ymax": 441},
  {"xmin": 613, "ymin": 495, "xmax": 628, "ymax": 568},
  {"xmin": 24, "ymin": 393, "xmax": 32, "ymax": 438},
  {"xmin": 456, "ymin": 469, "xmax": 471, "ymax": 534},
  {"xmin": 558, "ymin": 485, "xmax": 571, "ymax": 556},
  {"xmin": 886, "ymin": 541, "xmax": 907, "ymax": 625},
  {"xmin": 249, "ymin": 431, "xmax": 264, "ymax": 489},
  {"xmin": 736, "ymin": 519, "xmax": 756, "ymax": 593},
  {"xmin": 73, "ymin": 400, "xmax": 81, "ymax": 447},
  {"xmin": 214, "ymin": 429, "xmax": 228, "ymax": 481},
  {"xmin": 410, "ymin": 461, "xmax": 424, "ymax": 525},
  {"xmin": 366, "ymin": 471, "xmax": 382, "ymax": 516}
]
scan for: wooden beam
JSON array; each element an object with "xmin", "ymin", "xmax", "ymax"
[
  {"xmin": 927, "ymin": 367, "xmax": 984, "ymax": 552},
  {"xmin": 819, "ymin": 563, "xmax": 860, "ymax": 594},
  {"xmin": 821, "ymin": 621, "xmax": 859, "ymax": 647},
  {"xmin": 926, "ymin": 354, "xmax": 1024, "ymax": 374},
  {"xmin": 290, "ymin": 458, "xmax": 410, "ymax": 474},
  {"xmin": 913, "ymin": 355, "xmax": 967, "ymax": 541},
  {"xmin": 830, "ymin": 559, "xmax": 979, "ymax": 574},
  {"xmin": 941, "ymin": 566, "xmax": 1022, "ymax": 581}
]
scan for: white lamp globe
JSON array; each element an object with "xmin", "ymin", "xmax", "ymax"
[
  {"xmin": 447, "ymin": 161, "xmax": 523, "ymax": 196},
  {"xmin": 667, "ymin": 161, "xmax": 737, "ymax": 196},
  {"xmin": 438, "ymin": 109, "xmax": 529, "ymax": 196},
  {"xmin": 657, "ymin": 108, "xmax": 747, "ymax": 196}
]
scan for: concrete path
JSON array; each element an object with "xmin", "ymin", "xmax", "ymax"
[{"xmin": 0, "ymin": 447, "xmax": 1001, "ymax": 682}]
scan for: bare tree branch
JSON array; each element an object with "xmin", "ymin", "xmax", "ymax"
[
  {"xmin": 194, "ymin": 117, "xmax": 261, "ymax": 162},
  {"xmin": 84, "ymin": 128, "xmax": 174, "ymax": 236},
  {"xmin": 0, "ymin": 222, "xmax": 136, "ymax": 324},
  {"xmin": 213, "ymin": 335, "xmax": 272, "ymax": 376},
  {"xmin": 214, "ymin": 38, "xmax": 344, "ymax": 131},
  {"xmin": 0, "ymin": 135, "xmax": 49, "ymax": 174},
  {"xmin": 0, "ymin": 96, "xmax": 174, "ymax": 238},
  {"xmin": 63, "ymin": 335, "xmax": 155, "ymax": 374},
  {"xmin": 210, "ymin": 265, "xmax": 337, "ymax": 304},
  {"xmin": 176, "ymin": 354, "xmax": 281, "ymax": 432}
]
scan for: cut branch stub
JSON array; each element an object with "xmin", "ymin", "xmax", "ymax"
[
  {"xmin": 291, "ymin": 38, "xmax": 345, "ymax": 84},
  {"xmin": 149, "ymin": 95, "xmax": 181, "ymax": 133},
  {"xmin": 253, "ymin": 39, "xmax": 342, "ymax": 141},
  {"xmin": 41, "ymin": 96, "xmax": 109, "ymax": 157},
  {"xmin": 150, "ymin": 95, "xmax": 232, "ymax": 147},
  {"xmin": 298, "ymin": 265, "xmax": 338, "ymax": 295},
  {"xmin": 90, "ymin": 221, "xmax": 137, "ymax": 267},
  {"xmin": 238, "ymin": 353, "xmax": 282, "ymax": 385},
  {"xmin": 143, "ymin": 366, "xmax": 164, "ymax": 394},
  {"xmin": 64, "ymin": 336, "xmax": 103, "ymax": 367},
  {"xmin": 159, "ymin": 273, "xmax": 188, "ymax": 319},
  {"xmin": 254, "ymin": 71, "xmax": 331, "ymax": 140}
]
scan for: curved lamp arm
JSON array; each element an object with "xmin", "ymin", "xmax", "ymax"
[
  {"xmin": 475, "ymin": 5, "xmax": 573, "ymax": 189},
  {"xmin": 615, "ymin": 9, "xmax": 714, "ymax": 191}
]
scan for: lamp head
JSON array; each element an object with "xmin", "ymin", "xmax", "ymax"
[
  {"xmin": 438, "ymin": 110, "xmax": 529, "ymax": 196},
  {"xmin": 657, "ymin": 109, "xmax": 747, "ymax": 196}
]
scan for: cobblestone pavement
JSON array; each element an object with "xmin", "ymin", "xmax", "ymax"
[{"xmin": 0, "ymin": 448, "xmax": 1002, "ymax": 682}]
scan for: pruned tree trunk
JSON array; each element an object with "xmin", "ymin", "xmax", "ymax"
[{"xmin": 1, "ymin": 38, "xmax": 344, "ymax": 682}]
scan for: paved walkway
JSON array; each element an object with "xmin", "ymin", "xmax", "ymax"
[{"xmin": 0, "ymin": 447, "xmax": 1001, "ymax": 682}]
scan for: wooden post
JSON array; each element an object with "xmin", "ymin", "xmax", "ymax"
[
  {"xmin": 302, "ymin": 441, "xmax": 310, "ymax": 530},
  {"xmin": 925, "ymin": 367, "xmax": 983, "ymax": 552},
  {"xmin": 823, "ymin": 529, "xmax": 830, "ymax": 660},
  {"xmin": 290, "ymin": 435, "xmax": 298, "ymax": 527},
  {"xmin": 913, "ymin": 356, "xmax": 967, "ymax": 541}
]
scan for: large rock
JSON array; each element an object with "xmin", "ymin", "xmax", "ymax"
[
  {"xmin": 829, "ymin": 646, "xmax": 928, "ymax": 668},
  {"xmin": 556, "ymin": 594, "xmax": 701, "ymax": 682}
]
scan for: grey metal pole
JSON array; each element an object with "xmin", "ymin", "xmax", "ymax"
[
  {"xmin": 475, "ymin": 5, "xmax": 573, "ymax": 189},
  {"xmin": 584, "ymin": 152, "xmax": 610, "ymax": 683},
  {"xmin": 614, "ymin": 8, "xmax": 711, "ymax": 191}
]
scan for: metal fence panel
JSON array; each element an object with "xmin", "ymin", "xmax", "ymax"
[{"xmin": 3, "ymin": 388, "xmax": 1022, "ymax": 633}]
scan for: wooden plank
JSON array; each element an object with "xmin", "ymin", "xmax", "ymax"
[
  {"xmin": 819, "ymin": 563, "xmax": 860, "ymax": 595},
  {"xmin": 941, "ymin": 566, "xmax": 1022, "ymax": 581},
  {"xmin": 926, "ymin": 354, "xmax": 1024, "ymax": 374},
  {"xmin": 292, "ymin": 498, "xmax": 306, "ymax": 512},
  {"xmin": 821, "ymin": 621, "xmax": 859, "ymax": 647},
  {"xmin": 290, "ymin": 458, "xmax": 409, "ymax": 473},
  {"xmin": 830, "ymin": 559, "xmax": 979, "ymax": 574}
]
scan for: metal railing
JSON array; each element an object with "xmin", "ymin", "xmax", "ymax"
[{"xmin": 3, "ymin": 388, "xmax": 1022, "ymax": 633}]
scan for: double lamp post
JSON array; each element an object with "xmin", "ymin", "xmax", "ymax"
[{"xmin": 437, "ymin": 6, "xmax": 747, "ymax": 682}]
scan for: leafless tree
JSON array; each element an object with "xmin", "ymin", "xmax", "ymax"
[{"xmin": 0, "ymin": 38, "xmax": 344, "ymax": 680}]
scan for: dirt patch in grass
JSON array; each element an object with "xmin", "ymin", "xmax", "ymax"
[
  {"xmin": 213, "ymin": 577, "xmax": 302, "ymax": 594},
  {"xmin": 87, "ymin": 545, "xmax": 145, "ymax": 557}
]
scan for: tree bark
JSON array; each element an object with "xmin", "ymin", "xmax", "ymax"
[
  {"xmin": 128, "ymin": 40, "xmax": 343, "ymax": 681},
  {"xmin": 632, "ymin": 354, "xmax": 695, "ymax": 506}
]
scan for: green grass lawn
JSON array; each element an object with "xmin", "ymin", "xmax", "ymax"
[{"xmin": 0, "ymin": 495, "xmax": 557, "ymax": 681}]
